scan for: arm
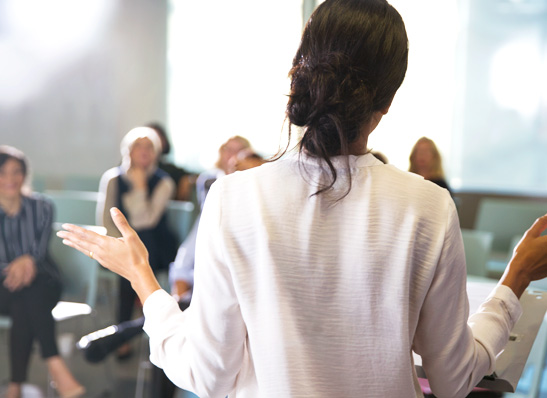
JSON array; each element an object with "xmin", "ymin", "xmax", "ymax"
[
  {"xmin": 58, "ymin": 183, "xmax": 247, "ymax": 396},
  {"xmin": 144, "ymin": 181, "xmax": 247, "ymax": 396},
  {"xmin": 499, "ymin": 215, "xmax": 547, "ymax": 298},
  {"xmin": 122, "ymin": 177, "xmax": 175, "ymax": 230},
  {"xmin": 413, "ymin": 204, "xmax": 523, "ymax": 398},
  {"xmin": 3, "ymin": 198, "xmax": 53, "ymax": 290}
]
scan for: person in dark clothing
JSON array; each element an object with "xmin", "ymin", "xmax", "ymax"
[
  {"xmin": 0, "ymin": 145, "xmax": 85, "ymax": 398},
  {"xmin": 97, "ymin": 127, "xmax": 179, "ymax": 359}
]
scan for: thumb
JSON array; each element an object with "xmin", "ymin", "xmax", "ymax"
[
  {"xmin": 524, "ymin": 214, "xmax": 547, "ymax": 240},
  {"xmin": 110, "ymin": 207, "xmax": 136, "ymax": 238}
]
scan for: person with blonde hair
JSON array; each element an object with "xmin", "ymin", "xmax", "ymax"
[
  {"xmin": 409, "ymin": 136, "xmax": 451, "ymax": 193},
  {"xmin": 0, "ymin": 145, "xmax": 85, "ymax": 398},
  {"xmin": 96, "ymin": 126, "xmax": 178, "ymax": 359}
]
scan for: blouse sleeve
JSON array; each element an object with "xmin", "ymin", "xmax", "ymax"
[
  {"xmin": 413, "ymin": 203, "xmax": 522, "ymax": 398},
  {"xmin": 121, "ymin": 176, "xmax": 175, "ymax": 230},
  {"xmin": 143, "ymin": 180, "xmax": 247, "ymax": 397}
]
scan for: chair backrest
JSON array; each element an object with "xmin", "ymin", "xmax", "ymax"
[
  {"xmin": 63, "ymin": 175, "xmax": 101, "ymax": 192},
  {"xmin": 49, "ymin": 223, "xmax": 103, "ymax": 308},
  {"xmin": 166, "ymin": 200, "xmax": 196, "ymax": 246},
  {"xmin": 474, "ymin": 198, "xmax": 547, "ymax": 254},
  {"xmin": 461, "ymin": 228, "xmax": 494, "ymax": 277},
  {"xmin": 45, "ymin": 190, "xmax": 99, "ymax": 226}
]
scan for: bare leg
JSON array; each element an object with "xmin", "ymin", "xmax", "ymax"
[{"xmin": 46, "ymin": 356, "xmax": 85, "ymax": 398}]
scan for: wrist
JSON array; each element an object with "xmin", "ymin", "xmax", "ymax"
[
  {"xmin": 500, "ymin": 258, "xmax": 531, "ymax": 299},
  {"xmin": 130, "ymin": 265, "xmax": 162, "ymax": 304}
]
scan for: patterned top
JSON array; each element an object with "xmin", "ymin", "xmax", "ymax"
[{"xmin": 0, "ymin": 194, "xmax": 59, "ymax": 280}]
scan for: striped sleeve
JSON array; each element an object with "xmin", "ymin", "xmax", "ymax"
[{"xmin": 26, "ymin": 196, "xmax": 54, "ymax": 272}]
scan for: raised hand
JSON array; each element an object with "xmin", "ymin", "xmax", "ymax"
[
  {"xmin": 501, "ymin": 214, "xmax": 547, "ymax": 298},
  {"xmin": 57, "ymin": 207, "xmax": 161, "ymax": 302}
]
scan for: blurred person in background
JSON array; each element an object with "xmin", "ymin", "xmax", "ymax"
[
  {"xmin": 146, "ymin": 122, "xmax": 197, "ymax": 202},
  {"xmin": 96, "ymin": 126, "xmax": 178, "ymax": 359},
  {"xmin": 408, "ymin": 136, "xmax": 452, "ymax": 194},
  {"xmin": 0, "ymin": 145, "xmax": 85, "ymax": 398}
]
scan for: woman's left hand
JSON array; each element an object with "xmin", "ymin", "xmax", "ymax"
[
  {"xmin": 3, "ymin": 255, "xmax": 37, "ymax": 292},
  {"xmin": 57, "ymin": 207, "xmax": 162, "ymax": 302}
]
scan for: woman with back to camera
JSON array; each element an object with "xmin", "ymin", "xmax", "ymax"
[
  {"xmin": 59, "ymin": 1, "xmax": 547, "ymax": 397},
  {"xmin": 96, "ymin": 126, "xmax": 178, "ymax": 359},
  {"xmin": 0, "ymin": 146, "xmax": 85, "ymax": 398}
]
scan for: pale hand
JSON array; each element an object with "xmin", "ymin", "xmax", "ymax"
[
  {"xmin": 57, "ymin": 207, "xmax": 161, "ymax": 303},
  {"xmin": 501, "ymin": 214, "xmax": 547, "ymax": 298},
  {"xmin": 2, "ymin": 255, "xmax": 37, "ymax": 292}
]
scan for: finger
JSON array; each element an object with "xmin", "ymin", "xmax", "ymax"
[
  {"xmin": 524, "ymin": 214, "xmax": 547, "ymax": 239},
  {"xmin": 60, "ymin": 223, "xmax": 105, "ymax": 245},
  {"xmin": 110, "ymin": 207, "xmax": 137, "ymax": 239},
  {"xmin": 58, "ymin": 234, "xmax": 100, "ymax": 261},
  {"xmin": 57, "ymin": 223, "xmax": 106, "ymax": 253},
  {"xmin": 4, "ymin": 275, "xmax": 20, "ymax": 291}
]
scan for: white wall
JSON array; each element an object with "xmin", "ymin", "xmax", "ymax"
[{"xmin": 0, "ymin": 0, "xmax": 168, "ymax": 188}]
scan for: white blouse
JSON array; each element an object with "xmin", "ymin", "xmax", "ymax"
[{"xmin": 143, "ymin": 153, "xmax": 521, "ymax": 398}]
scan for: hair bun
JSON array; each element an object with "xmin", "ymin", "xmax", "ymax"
[{"xmin": 287, "ymin": 52, "xmax": 372, "ymax": 145}]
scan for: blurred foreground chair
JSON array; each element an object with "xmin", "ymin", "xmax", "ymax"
[
  {"xmin": 48, "ymin": 223, "xmax": 112, "ymax": 397},
  {"xmin": 44, "ymin": 190, "xmax": 98, "ymax": 226},
  {"xmin": 63, "ymin": 175, "xmax": 101, "ymax": 192},
  {"xmin": 45, "ymin": 190, "xmax": 119, "ymax": 313}
]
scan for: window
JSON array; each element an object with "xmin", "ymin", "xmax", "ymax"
[{"xmin": 167, "ymin": 0, "xmax": 303, "ymax": 171}]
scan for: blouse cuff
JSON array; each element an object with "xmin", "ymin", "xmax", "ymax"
[
  {"xmin": 143, "ymin": 289, "xmax": 180, "ymax": 334},
  {"xmin": 487, "ymin": 284, "xmax": 523, "ymax": 325}
]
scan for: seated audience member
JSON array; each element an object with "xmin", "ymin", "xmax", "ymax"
[
  {"xmin": 96, "ymin": 126, "xmax": 178, "ymax": 359},
  {"xmin": 146, "ymin": 122, "xmax": 197, "ymax": 201},
  {"xmin": 0, "ymin": 145, "xmax": 85, "ymax": 398},
  {"xmin": 408, "ymin": 136, "xmax": 452, "ymax": 193},
  {"xmin": 194, "ymin": 135, "xmax": 251, "ymax": 205}
]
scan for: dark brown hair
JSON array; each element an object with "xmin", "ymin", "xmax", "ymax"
[
  {"xmin": 285, "ymin": 0, "xmax": 408, "ymax": 198},
  {"xmin": 146, "ymin": 122, "xmax": 171, "ymax": 155},
  {"xmin": 0, "ymin": 145, "xmax": 28, "ymax": 177}
]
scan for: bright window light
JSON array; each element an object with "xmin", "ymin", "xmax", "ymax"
[
  {"xmin": 490, "ymin": 39, "xmax": 542, "ymax": 118},
  {"xmin": 168, "ymin": 0, "xmax": 303, "ymax": 171}
]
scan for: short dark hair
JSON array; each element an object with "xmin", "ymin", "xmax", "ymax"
[
  {"xmin": 286, "ymin": 0, "xmax": 408, "ymax": 198},
  {"xmin": 0, "ymin": 145, "xmax": 28, "ymax": 177}
]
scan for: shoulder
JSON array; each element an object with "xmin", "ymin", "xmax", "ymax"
[
  {"xmin": 25, "ymin": 193, "xmax": 53, "ymax": 210},
  {"xmin": 100, "ymin": 167, "xmax": 122, "ymax": 183},
  {"xmin": 99, "ymin": 167, "xmax": 122, "ymax": 190},
  {"xmin": 22, "ymin": 194, "xmax": 55, "ymax": 221}
]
